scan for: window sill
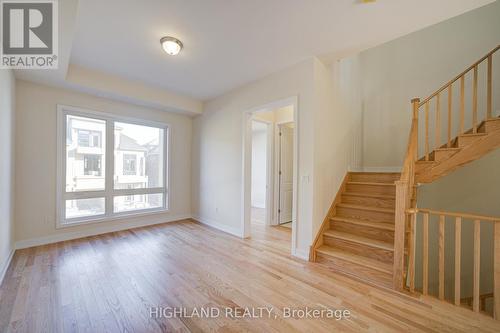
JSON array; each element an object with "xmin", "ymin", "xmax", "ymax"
[{"xmin": 57, "ymin": 208, "xmax": 170, "ymax": 229}]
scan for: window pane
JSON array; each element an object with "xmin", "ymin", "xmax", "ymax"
[
  {"xmin": 65, "ymin": 198, "xmax": 105, "ymax": 219},
  {"xmin": 114, "ymin": 122, "xmax": 164, "ymax": 189},
  {"xmin": 66, "ymin": 115, "xmax": 106, "ymax": 192},
  {"xmin": 113, "ymin": 193, "xmax": 163, "ymax": 213},
  {"xmin": 123, "ymin": 154, "xmax": 137, "ymax": 175}
]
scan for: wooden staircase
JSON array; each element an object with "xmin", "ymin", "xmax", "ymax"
[
  {"xmin": 313, "ymin": 172, "xmax": 399, "ymax": 288},
  {"xmin": 415, "ymin": 116, "xmax": 500, "ymax": 183},
  {"xmin": 311, "ymin": 45, "xmax": 500, "ymax": 319}
]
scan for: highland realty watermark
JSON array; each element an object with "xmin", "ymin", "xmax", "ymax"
[
  {"xmin": 149, "ymin": 306, "xmax": 351, "ymax": 321},
  {"xmin": 1, "ymin": 0, "xmax": 58, "ymax": 69}
]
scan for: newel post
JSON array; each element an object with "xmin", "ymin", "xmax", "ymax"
[
  {"xmin": 411, "ymin": 98, "xmax": 420, "ymax": 161},
  {"xmin": 411, "ymin": 98, "xmax": 421, "ymax": 119},
  {"xmin": 393, "ymin": 180, "xmax": 408, "ymax": 291}
]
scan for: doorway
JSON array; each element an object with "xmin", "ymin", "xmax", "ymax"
[
  {"xmin": 242, "ymin": 97, "xmax": 298, "ymax": 255},
  {"xmin": 250, "ymin": 120, "xmax": 271, "ymax": 226},
  {"xmin": 277, "ymin": 122, "xmax": 294, "ymax": 228}
]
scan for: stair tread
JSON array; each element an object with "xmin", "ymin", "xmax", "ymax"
[
  {"xmin": 419, "ymin": 147, "xmax": 461, "ymax": 162},
  {"xmin": 337, "ymin": 203, "xmax": 395, "ymax": 214},
  {"xmin": 434, "ymin": 147, "xmax": 461, "ymax": 152},
  {"xmin": 459, "ymin": 133, "xmax": 488, "ymax": 137},
  {"xmin": 347, "ymin": 181, "xmax": 396, "ymax": 186},
  {"xmin": 323, "ymin": 230, "xmax": 394, "ymax": 251},
  {"xmin": 316, "ymin": 246, "xmax": 393, "ymax": 274},
  {"xmin": 342, "ymin": 192, "xmax": 396, "ymax": 200},
  {"xmin": 349, "ymin": 172, "xmax": 401, "ymax": 174},
  {"xmin": 330, "ymin": 216, "xmax": 395, "ymax": 231}
]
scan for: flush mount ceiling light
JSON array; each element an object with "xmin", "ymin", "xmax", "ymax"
[{"xmin": 160, "ymin": 36, "xmax": 183, "ymax": 56}]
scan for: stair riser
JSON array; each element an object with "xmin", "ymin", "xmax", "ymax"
[
  {"xmin": 433, "ymin": 150, "xmax": 459, "ymax": 162},
  {"xmin": 415, "ymin": 162, "xmax": 435, "ymax": 174},
  {"xmin": 349, "ymin": 173, "xmax": 400, "ymax": 183},
  {"xmin": 323, "ymin": 236, "xmax": 393, "ymax": 263},
  {"xmin": 457, "ymin": 136, "xmax": 483, "ymax": 148},
  {"xmin": 485, "ymin": 119, "xmax": 500, "ymax": 133},
  {"xmin": 330, "ymin": 221, "xmax": 394, "ymax": 243},
  {"xmin": 346, "ymin": 183, "xmax": 396, "ymax": 196},
  {"xmin": 336, "ymin": 206, "xmax": 394, "ymax": 223},
  {"xmin": 316, "ymin": 253, "xmax": 392, "ymax": 288},
  {"xmin": 341, "ymin": 194, "xmax": 395, "ymax": 209}
]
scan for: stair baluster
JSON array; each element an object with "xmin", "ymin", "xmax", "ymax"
[
  {"xmin": 487, "ymin": 54, "xmax": 492, "ymax": 119},
  {"xmin": 406, "ymin": 209, "xmax": 500, "ymax": 318},
  {"xmin": 394, "ymin": 45, "xmax": 500, "ymax": 318}
]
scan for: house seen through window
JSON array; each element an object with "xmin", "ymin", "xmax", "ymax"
[{"xmin": 60, "ymin": 110, "xmax": 168, "ymax": 224}]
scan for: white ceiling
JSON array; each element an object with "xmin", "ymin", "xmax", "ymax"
[
  {"xmin": 70, "ymin": 0, "xmax": 493, "ymax": 101},
  {"xmin": 15, "ymin": 0, "xmax": 495, "ymax": 114}
]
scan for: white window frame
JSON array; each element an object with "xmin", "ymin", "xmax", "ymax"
[{"xmin": 56, "ymin": 105, "xmax": 170, "ymax": 228}]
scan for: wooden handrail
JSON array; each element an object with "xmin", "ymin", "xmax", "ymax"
[
  {"xmin": 407, "ymin": 208, "xmax": 500, "ymax": 222},
  {"xmin": 408, "ymin": 44, "xmax": 499, "ymax": 169},
  {"xmin": 418, "ymin": 45, "xmax": 500, "ymax": 107},
  {"xmin": 406, "ymin": 208, "xmax": 500, "ymax": 318},
  {"xmin": 394, "ymin": 44, "xmax": 500, "ymax": 319}
]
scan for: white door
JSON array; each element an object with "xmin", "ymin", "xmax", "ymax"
[{"xmin": 278, "ymin": 124, "xmax": 294, "ymax": 224}]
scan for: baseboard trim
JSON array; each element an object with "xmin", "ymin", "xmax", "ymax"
[
  {"xmin": 0, "ymin": 249, "xmax": 15, "ymax": 286},
  {"xmin": 349, "ymin": 166, "xmax": 402, "ymax": 173},
  {"xmin": 191, "ymin": 215, "xmax": 243, "ymax": 238},
  {"xmin": 293, "ymin": 247, "xmax": 310, "ymax": 261},
  {"xmin": 15, "ymin": 213, "xmax": 192, "ymax": 250},
  {"xmin": 192, "ymin": 215, "xmax": 309, "ymax": 261}
]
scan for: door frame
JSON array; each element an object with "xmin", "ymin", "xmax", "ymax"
[
  {"xmin": 241, "ymin": 96, "xmax": 299, "ymax": 256},
  {"xmin": 250, "ymin": 118, "xmax": 274, "ymax": 226},
  {"xmin": 274, "ymin": 121, "xmax": 294, "ymax": 226}
]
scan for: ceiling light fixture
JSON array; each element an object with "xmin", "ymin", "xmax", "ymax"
[{"xmin": 160, "ymin": 36, "xmax": 183, "ymax": 56}]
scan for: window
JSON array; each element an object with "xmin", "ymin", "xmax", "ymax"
[
  {"xmin": 114, "ymin": 121, "xmax": 163, "ymax": 189},
  {"xmin": 58, "ymin": 106, "xmax": 169, "ymax": 226},
  {"xmin": 123, "ymin": 154, "xmax": 137, "ymax": 175},
  {"xmin": 78, "ymin": 130, "xmax": 90, "ymax": 146},
  {"xmin": 66, "ymin": 116, "xmax": 106, "ymax": 192},
  {"xmin": 91, "ymin": 132, "xmax": 101, "ymax": 147},
  {"xmin": 77, "ymin": 130, "xmax": 101, "ymax": 147},
  {"xmin": 84, "ymin": 155, "xmax": 102, "ymax": 176}
]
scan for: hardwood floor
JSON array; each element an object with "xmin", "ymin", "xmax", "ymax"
[{"xmin": 1, "ymin": 219, "xmax": 500, "ymax": 332}]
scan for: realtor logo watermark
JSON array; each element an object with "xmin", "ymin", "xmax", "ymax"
[{"xmin": 1, "ymin": 0, "xmax": 58, "ymax": 69}]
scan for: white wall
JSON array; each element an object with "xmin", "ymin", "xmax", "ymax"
[
  {"xmin": 311, "ymin": 59, "xmax": 337, "ymax": 238},
  {"xmin": 274, "ymin": 106, "xmax": 294, "ymax": 123},
  {"xmin": 310, "ymin": 57, "xmax": 364, "ymax": 238},
  {"xmin": 331, "ymin": 56, "xmax": 364, "ymax": 171},
  {"xmin": 0, "ymin": 70, "xmax": 15, "ymax": 281},
  {"xmin": 14, "ymin": 80, "xmax": 192, "ymax": 247},
  {"xmin": 192, "ymin": 58, "xmax": 316, "ymax": 256},
  {"xmin": 192, "ymin": 57, "xmax": 364, "ymax": 258},
  {"xmin": 360, "ymin": 0, "xmax": 500, "ymax": 167},
  {"xmin": 253, "ymin": 106, "xmax": 294, "ymax": 124},
  {"xmin": 251, "ymin": 123, "xmax": 267, "ymax": 208}
]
